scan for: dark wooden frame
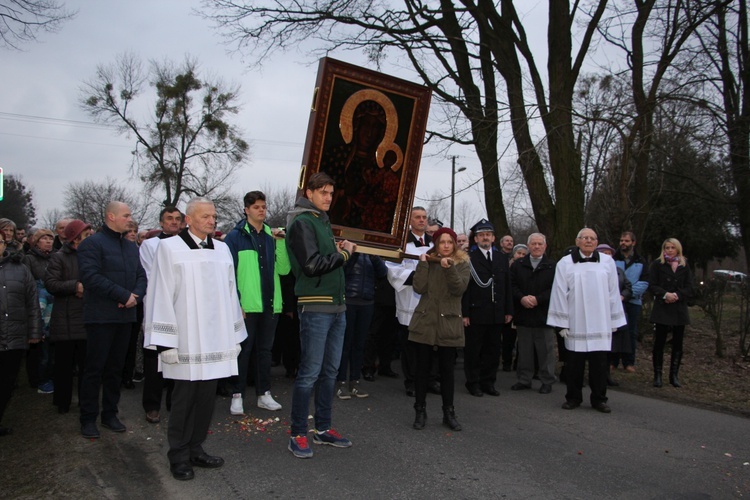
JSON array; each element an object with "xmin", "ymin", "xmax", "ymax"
[{"xmin": 296, "ymin": 57, "xmax": 432, "ymax": 258}]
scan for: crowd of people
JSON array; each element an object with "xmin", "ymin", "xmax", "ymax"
[{"xmin": 0, "ymin": 172, "xmax": 695, "ymax": 479}]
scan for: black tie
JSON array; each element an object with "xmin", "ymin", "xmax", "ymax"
[
  {"xmin": 199, "ymin": 240, "xmax": 207, "ymax": 248},
  {"xmin": 486, "ymin": 251, "xmax": 491, "ymax": 262}
]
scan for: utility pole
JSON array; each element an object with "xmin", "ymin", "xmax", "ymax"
[{"xmin": 450, "ymin": 156, "xmax": 466, "ymax": 228}]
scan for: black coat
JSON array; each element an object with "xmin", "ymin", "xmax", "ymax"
[
  {"xmin": 510, "ymin": 254, "xmax": 556, "ymax": 328},
  {"xmin": 0, "ymin": 251, "xmax": 42, "ymax": 351},
  {"xmin": 344, "ymin": 253, "xmax": 388, "ymax": 303},
  {"xmin": 44, "ymin": 244, "xmax": 86, "ymax": 342},
  {"xmin": 649, "ymin": 260, "xmax": 693, "ymax": 326},
  {"xmin": 462, "ymin": 247, "xmax": 513, "ymax": 325},
  {"xmin": 23, "ymin": 247, "xmax": 52, "ymax": 280},
  {"xmin": 77, "ymin": 224, "xmax": 147, "ymax": 324}
]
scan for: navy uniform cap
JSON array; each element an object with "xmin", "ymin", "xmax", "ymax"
[{"xmin": 471, "ymin": 218, "xmax": 495, "ymax": 233}]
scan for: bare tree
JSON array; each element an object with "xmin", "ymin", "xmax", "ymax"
[
  {"xmin": 38, "ymin": 208, "xmax": 68, "ymax": 231},
  {"xmin": 200, "ymin": 0, "xmax": 610, "ymax": 255},
  {"xmin": 454, "ymin": 199, "xmax": 479, "ymax": 235},
  {"xmin": 418, "ymin": 190, "xmax": 448, "ymax": 226},
  {"xmin": 0, "ymin": 0, "xmax": 74, "ymax": 49},
  {"xmin": 573, "ymin": 73, "xmax": 632, "ymax": 210},
  {"xmin": 79, "ymin": 53, "xmax": 250, "ymax": 210},
  {"xmin": 595, "ymin": 0, "xmax": 723, "ymax": 239},
  {"xmin": 261, "ymin": 183, "xmax": 297, "ymax": 229},
  {"xmin": 216, "ymin": 183, "xmax": 297, "ymax": 233},
  {"xmin": 64, "ymin": 178, "xmax": 147, "ymax": 230},
  {"xmin": 690, "ymin": 0, "xmax": 750, "ymax": 269}
]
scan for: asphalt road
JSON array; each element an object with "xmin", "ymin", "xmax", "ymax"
[{"xmin": 2, "ymin": 366, "xmax": 749, "ymax": 499}]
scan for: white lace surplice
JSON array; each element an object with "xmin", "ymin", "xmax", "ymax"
[
  {"xmin": 144, "ymin": 236, "xmax": 247, "ymax": 380},
  {"xmin": 547, "ymin": 253, "xmax": 626, "ymax": 352}
]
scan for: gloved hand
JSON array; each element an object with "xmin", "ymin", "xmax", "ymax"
[
  {"xmin": 160, "ymin": 348, "xmax": 179, "ymax": 364},
  {"xmin": 558, "ymin": 328, "xmax": 569, "ymax": 339},
  {"xmin": 234, "ymin": 344, "xmax": 242, "ymax": 358},
  {"xmin": 612, "ymin": 327, "xmax": 618, "ymax": 333}
]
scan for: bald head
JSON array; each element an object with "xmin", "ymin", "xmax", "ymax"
[
  {"xmin": 575, "ymin": 227, "xmax": 598, "ymax": 256},
  {"xmin": 106, "ymin": 201, "xmax": 128, "ymax": 215},
  {"xmin": 55, "ymin": 218, "xmax": 72, "ymax": 240},
  {"xmin": 105, "ymin": 201, "xmax": 133, "ymax": 234}
]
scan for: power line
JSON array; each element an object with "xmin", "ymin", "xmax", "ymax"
[
  {"xmin": 0, "ymin": 111, "xmax": 111, "ymax": 130},
  {"xmin": 0, "ymin": 131, "xmax": 130, "ymax": 148},
  {"xmin": 0, "ymin": 110, "xmax": 307, "ymax": 149}
]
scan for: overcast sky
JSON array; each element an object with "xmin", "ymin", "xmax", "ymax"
[{"xmin": 0, "ymin": 0, "xmax": 553, "ymax": 231}]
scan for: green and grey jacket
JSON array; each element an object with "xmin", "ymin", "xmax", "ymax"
[{"xmin": 285, "ymin": 197, "xmax": 349, "ymax": 307}]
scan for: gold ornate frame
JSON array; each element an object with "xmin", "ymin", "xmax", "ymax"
[{"xmin": 297, "ymin": 57, "xmax": 432, "ymax": 258}]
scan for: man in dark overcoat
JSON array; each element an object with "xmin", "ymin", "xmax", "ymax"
[{"xmin": 461, "ymin": 219, "xmax": 513, "ymax": 397}]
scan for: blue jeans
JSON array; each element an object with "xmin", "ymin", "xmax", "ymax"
[
  {"xmin": 338, "ymin": 303, "xmax": 374, "ymax": 382},
  {"xmin": 290, "ymin": 309, "xmax": 346, "ymax": 436},
  {"xmin": 615, "ymin": 303, "xmax": 642, "ymax": 368}
]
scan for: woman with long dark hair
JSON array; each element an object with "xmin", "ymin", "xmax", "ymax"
[
  {"xmin": 408, "ymin": 227, "xmax": 470, "ymax": 431},
  {"xmin": 648, "ymin": 238, "xmax": 693, "ymax": 388}
]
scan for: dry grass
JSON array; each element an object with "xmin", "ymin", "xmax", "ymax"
[{"xmin": 612, "ymin": 296, "xmax": 750, "ymax": 418}]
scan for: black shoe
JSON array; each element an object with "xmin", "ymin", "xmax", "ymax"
[
  {"xmin": 170, "ymin": 462, "xmax": 195, "ymax": 481},
  {"xmin": 405, "ymin": 386, "xmax": 416, "ymax": 397},
  {"xmin": 653, "ymin": 368, "xmax": 663, "ymax": 388},
  {"xmin": 190, "ymin": 453, "xmax": 224, "ymax": 468},
  {"xmin": 561, "ymin": 401, "xmax": 580, "ymax": 410},
  {"xmin": 511, "ymin": 383, "xmax": 531, "ymax": 391},
  {"xmin": 669, "ymin": 351, "xmax": 683, "ymax": 387},
  {"xmin": 538, "ymin": 384, "xmax": 552, "ymax": 394},
  {"xmin": 593, "ymin": 403, "xmax": 611, "ymax": 413},
  {"xmin": 413, "ymin": 404, "xmax": 427, "ymax": 430},
  {"xmin": 481, "ymin": 386, "xmax": 500, "ymax": 397},
  {"xmin": 467, "ymin": 384, "xmax": 484, "ymax": 397},
  {"xmin": 442, "ymin": 406, "xmax": 462, "ymax": 431},
  {"xmin": 363, "ymin": 372, "xmax": 375, "ymax": 382},
  {"xmin": 0, "ymin": 426, "xmax": 13, "ymax": 437},
  {"xmin": 57, "ymin": 405, "xmax": 70, "ymax": 414},
  {"xmin": 502, "ymin": 364, "xmax": 512, "ymax": 372},
  {"xmin": 428, "ymin": 381, "xmax": 441, "ymax": 395},
  {"xmin": 101, "ymin": 417, "xmax": 126, "ymax": 433},
  {"xmin": 378, "ymin": 368, "xmax": 399, "ymax": 378},
  {"xmin": 81, "ymin": 422, "xmax": 100, "ymax": 439},
  {"xmin": 122, "ymin": 380, "xmax": 135, "ymax": 390},
  {"xmin": 132, "ymin": 372, "xmax": 145, "ymax": 383}
]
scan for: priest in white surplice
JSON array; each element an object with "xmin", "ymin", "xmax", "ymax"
[
  {"xmin": 547, "ymin": 228, "xmax": 626, "ymax": 414},
  {"xmin": 144, "ymin": 197, "xmax": 247, "ymax": 481}
]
